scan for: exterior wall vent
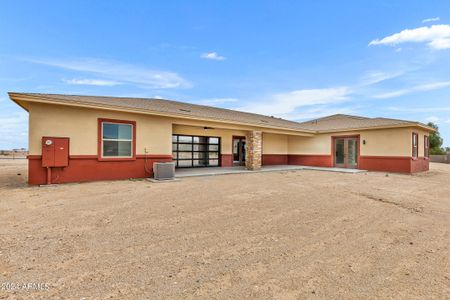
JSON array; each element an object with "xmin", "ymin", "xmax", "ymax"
[{"xmin": 153, "ymin": 162, "xmax": 176, "ymax": 180}]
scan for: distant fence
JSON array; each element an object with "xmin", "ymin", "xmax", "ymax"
[{"xmin": 430, "ymin": 155, "xmax": 450, "ymax": 164}]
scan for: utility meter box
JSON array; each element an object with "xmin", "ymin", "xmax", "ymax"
[{"xmin": 42, "ymin": 137, "xmax": 69, "ymax": 167}]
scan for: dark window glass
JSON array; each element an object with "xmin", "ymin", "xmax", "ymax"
[
  {"xmin": 194, "ymin": 144, "xmax": 207, "ymax": 151},
  {"xmin": 102, "ymin": 122, "xmax": 133, "ymax": 157},
  {"xmin": 103, "ymin": 123, "xmax": 132, "ymax": 140},
  {"xmin": 178, "ymin": 152, "xmax": 193, "ymax": 159},
  {"xmin": 194, "ymin": 160, "xmax": 208, "ymax": 167},
  {"xmin": 178, "ymin": 160, "xmax": 192, "ymax": 167},
  {"xmin": 194, "ymin": 136, "xmax": 207, "ymax": 143},
  {"xmin": 103, "ymin": 141, "xmax": 132, "ymax": 157},
  {"xmin": 209, "ymin": 152, "xmax": 219, "ymax": 159},
  {"xmin": 209, "ymin": 145, "xmax": 219, "ymax": 151},
  {"xmin": 208, "ymin": 159, "xmax": 219, "ymax": 166},
  {"xmin": 179, "ymin": 136, "xmax": 192, "ymax": 143},
  {"xmin": 178, "ymin": 144, "xmax": 193, "ymax": 151},
  {"xmin": 209, "ymin": 137, "xmax": 219, "ymax": 144}
]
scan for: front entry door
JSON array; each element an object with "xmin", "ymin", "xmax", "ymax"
[
  {"xmin": 334, "ymin": 137, "xmax": 358, "ymax": 168},
  {"xmin": 233, "ymin": 137, "xmax": 246, "ymax": 166}
]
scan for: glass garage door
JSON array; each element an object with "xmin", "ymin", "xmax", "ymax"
[{"xmin": 172, "ymin": 135, "xmax": 220, "ymax": 167}]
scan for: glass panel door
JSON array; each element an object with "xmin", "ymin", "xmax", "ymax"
[
  {"xmin": 347, "ymin": 138, "xmax": 358, "ymax": 168},
  {"xmin": 334, "ymin": 137, "xmax": 358, "ymax": 168},
  {"xmin": 233, "ymin": 137, "xmax": 246, "ymax": 166},
  {"xmin": 335, "ymin": 139, "xmax": 345, "ymax": 167}
]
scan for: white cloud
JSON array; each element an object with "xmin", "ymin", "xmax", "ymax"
[
  {"xmin": 239, "ymin": 87, "xmax": 351, "ymax": 116},
  {"xmin": 369, "ymin": 24, "xmax": 450, "ymax": 50},
  {"xmin": 361, "ymin": 71, "xmax": 405, "ymax": 86},
  {"xmin": 199, "ymin": 98, "xmax": 238, "ymax": 105},
  {"xmin": 422, "ymin": 17, "xmax": 440, "ymax": 23},
  {"xmin": 62, "ymin": 78, "xmax": 122, "ymax": 86},
  {"xmin": 201, "ymin": 52, "xmax": 226, "ymax": 61},
  {"xmin": 445, "ymin": 119, "xmax": 450, "ymax": 124},
  {"xmin": 425, "ymin": 116, "xmax": 440, "ymax": 122},
  {"xmin": 373, "ymin": 81, "xmax": 450, "ymax": 99},
  {"xmin": 279, "ymin": 106, "xmax": 358, "ymax": 121},
  {"xmin": 26, "ymin": 57, "xmax": 191, "ymax": 89}
]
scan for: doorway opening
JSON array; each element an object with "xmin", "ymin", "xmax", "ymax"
[
  {"xmin": 333, "ymin": 136, "xmax": 359, "ymax": 169},
  {"xmin": 233, "ymin": 136, "xmax": 246, "ymax": 166}
]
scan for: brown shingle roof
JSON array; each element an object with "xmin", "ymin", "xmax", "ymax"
[
  {"xmin": 9, "ymin": 92, "xmax": 314, "ymax": 132},
  {"xmin": 298, "ymin": 114, "xmax": 432, "ymax": 132},
  {"xmin": 9, "ymin": 93, "xmax": 434, "ymax": 133}
]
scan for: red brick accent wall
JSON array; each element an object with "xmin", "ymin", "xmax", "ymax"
[
  {"xmin": 288, "ymin": 154, "xmax": 333, "ymax": 167},
  {"xmin": 262, "ymin": 154, "xmax": 288, "ymax": 165},
  {"xmin": 221, "ymin": 154, "xmax": 233, "ymax": 167},
  {"xmin": 28, "ymin": 155, "xmax": 172, "ymax": 185}
]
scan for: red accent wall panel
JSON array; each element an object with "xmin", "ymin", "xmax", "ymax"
[
  {"xmin": 221, "ymin": 154, "xmax": 233, "ymax": 167},
  {"xmin": 262, "ymin": 154, "xmax": 288, "ymax": 165},
  {"xmin": 28, "ymin": 155, "xmax": 172, "ymax": 185},
  {"xmin": 411, "ymin": 158, "xmax": 429, "ymax": 173},
  {"xmin": 359, "ymin": 156, "xmax": 412, "ymax": 173},
  {"xmin": 288, "ymin": 154, "xmax": 333, "ymax": 167}
]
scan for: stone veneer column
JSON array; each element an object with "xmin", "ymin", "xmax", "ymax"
[{"xmin": 246, "ymin": 131, "xmax": 262, "ymax": 170}]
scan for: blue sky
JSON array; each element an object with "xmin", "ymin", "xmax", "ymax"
[{"xmin": 1, "ymin": 1, "xmax": 450, "ymax": 149}]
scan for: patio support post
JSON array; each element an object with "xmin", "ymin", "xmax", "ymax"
[{"xmin": 246, "ymin": 130, "xmax": 262, "ymax": 170}]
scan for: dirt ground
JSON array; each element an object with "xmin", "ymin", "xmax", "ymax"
[{"xmin": 0, "ymin": 160, "xmax": 449, "ymax": 299}]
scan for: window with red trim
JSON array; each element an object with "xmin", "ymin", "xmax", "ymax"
[
  {"xmin": 412, "ymin": 133, "xmax": 418, "ymax": 158},
  {"xmin": 424, "ymin": 135, "xmax": 429, "ymax": 158},
  {"xmin": 101, "ymin": 121, "xmax": 134, "ymax": 158}
]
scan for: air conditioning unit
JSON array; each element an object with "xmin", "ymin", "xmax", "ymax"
[{"xmin": 153, "ymin": 162, "xmax": 176, "ymax": 180}]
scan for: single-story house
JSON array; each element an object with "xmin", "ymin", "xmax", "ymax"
[{"xmin": 9, "ymin": 92, "xmax": 434, "ymax": 185}]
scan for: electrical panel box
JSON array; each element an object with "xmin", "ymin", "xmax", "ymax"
[{"xmin": 42, "ymin": 137, "xmax": 69, "ymax": 167}]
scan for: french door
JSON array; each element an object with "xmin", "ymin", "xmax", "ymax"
[
  {"xmin": 232, "ymin": 137, "xmax": 246, "ymax": 166},
  {"xmin": 334, "ymin": 137, "xmax": 358, "ymax": 168}
]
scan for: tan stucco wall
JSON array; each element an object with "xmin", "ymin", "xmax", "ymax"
[
  {"xmin": 27, "ymin": 102, "xmax": 431, "ymax": 159},
  {"xmin": 262, "ymin": 133, "xmax": 288, "ymax": 154},
  {"xmin": 288, "ymin": 127, "xmax": 417, "ymax": 157},
  {"xmin": 172, "ymin": 124, "xmax": 247, "ymax": 154},
  {"xmin": 28, "ymin": 102, "xmax": 172, "ymax": 155}
]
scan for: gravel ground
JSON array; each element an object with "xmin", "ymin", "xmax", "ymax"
[{"xmin": 0, "ymin": 159, "xmax": 449, "ymax": 299}]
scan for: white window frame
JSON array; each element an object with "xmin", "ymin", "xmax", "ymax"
[{"xmin": 101, "ymin": 122, "xmax": 133, "ymax": 158}]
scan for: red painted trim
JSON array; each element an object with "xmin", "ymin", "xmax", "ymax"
[
  {"xmin": 262, "ymin": 154, "xmax": 288, "ymax": 165},
  {"xmin": 330, "ymin": 134, "xmax": 360, "ymax": 168},
  {"xmin": 424, "ymin": 135, "xmax": 429, "ymax": 158},
  {"xmin": 70, "ymin": 155, "xmax": 98, "ymax": 159},
  {"xmin": 27, "ymin": 155, "xmax": 172, "ymax": 185},
  {"xmin": 97, "ymin": 118, "xmax": 137, "ymax": 161},
  {"xmin": 359, "ymin": 155, "xmax": 411, "ymax": 160},
  {"xmin": 412, "ymin": 132, "xmax": 418, "ymax": 159},
  {"xmin": 288, "ymin": 154, "xmax": 333, "ymax": 167},
  {"xmin": 136, "ymin": 154, "xmax": 173, "ymax": 159},
  {"xmin": 27, "ymin": 155, "xmax": 42, "ymax": 159}
]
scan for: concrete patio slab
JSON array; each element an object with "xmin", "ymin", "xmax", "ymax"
[{"xmin": 175, "ymin": 165, "xmax": 366, "ymax": 178}]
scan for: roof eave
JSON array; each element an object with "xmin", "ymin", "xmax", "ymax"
[
  {"xmin": 9, "ymin": 92, "xmax": 316, "ymax": 136},
  {"xmin": 317, "ymin": 123, "xmax": 437, "ymax": 133}
]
